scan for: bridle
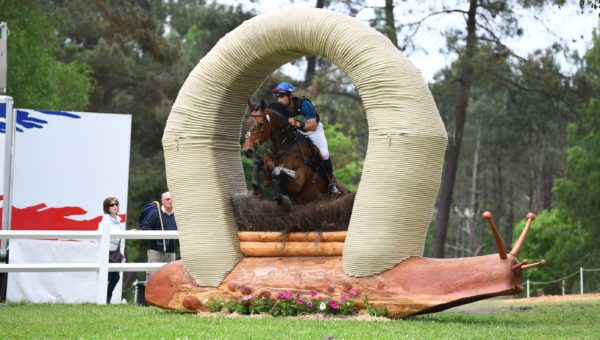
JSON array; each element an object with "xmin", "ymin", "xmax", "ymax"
[{"xmin": 245, "ymin": 109, "xmax": 294, "ymax": 152}]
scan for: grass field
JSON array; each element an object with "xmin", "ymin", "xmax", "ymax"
[{"xmin": 1, "ymin": 298, "xmax": 599, "ymax": 339}]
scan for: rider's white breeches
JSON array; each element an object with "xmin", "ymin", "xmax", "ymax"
[{"xmin": 300, "ymin": 122, "xmax": 330, "ymax": 160}]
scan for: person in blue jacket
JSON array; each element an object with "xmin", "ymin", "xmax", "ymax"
[
  {"xmin": 139, "ymin": 191, "xmax": 178, "ymax": 280},
  {"xmin": 272, "ymin": 82, "xmax": 341, "ymax": 196}
]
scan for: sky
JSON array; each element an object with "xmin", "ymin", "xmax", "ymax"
[{"xmin": 215, "ymin": 0, "xmax": 599, "ymax": 82}]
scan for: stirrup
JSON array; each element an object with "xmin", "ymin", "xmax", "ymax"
[{"xmin": 328, "ymin": 182, "xmax": 341, "ymax": 196}]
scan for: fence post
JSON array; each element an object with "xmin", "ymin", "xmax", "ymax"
[
  {"xmin": 96, "ymin": 222, "xmax": 109, "ymax": 304},
  {"xmin": 561, "ymin": 280, "xmax": 565, "ymax": 296},
  {"xmin": 580, "ymin": 267, "xmax": 584, "ymax": 295},
  {"xmin": 526, "ymin": 280, "xmax": 530, "ymax": 298}
]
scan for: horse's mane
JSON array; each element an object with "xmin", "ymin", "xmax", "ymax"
[{"xmin": 266, "ymin": 102, "xmax": 290, "ymax": 118}]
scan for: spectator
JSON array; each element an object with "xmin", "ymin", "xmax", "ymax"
[
  {"xmin": 101, "ymin": 196, "xmax": 124, "ymax": 304},
  {"xmin": 140, "ymin": 191, "xmax": 178, "ymax": 280}
]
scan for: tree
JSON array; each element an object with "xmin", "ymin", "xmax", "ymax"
[
  {"xmin": 554, "ymin": 31, "xmax": 600, "ymax": 249},
  {"xmin": 0, "ymin": 0, "xmax": 92, "ymax": 110}
]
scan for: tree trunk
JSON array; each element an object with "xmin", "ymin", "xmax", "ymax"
[
  {"xmin": 432, "ymin": 0, "xmax": 478, "ymax": 258},
  {"xmin": 504, "ymin": 188, "xmax": 514, "ymax": 248},
  {"xmin": 469, "ymin": 114, "xmax": 482, "ymax": 255},
  {"xmin": 384, "ymin": 0, "xmax": 398, "ymax": 48},
  {"xmin": 303, "ymin": 0, "xmax": 326, "ymax": 88}
]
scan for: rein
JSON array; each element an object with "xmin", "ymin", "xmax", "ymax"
[{"xmin": 246, "ymin": 110, "xmax": 294, "ymax": 150}]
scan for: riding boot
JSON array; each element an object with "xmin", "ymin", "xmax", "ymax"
[{"xmin": 323, "ymin": 158, "xmax": 341, "ymax": 196}]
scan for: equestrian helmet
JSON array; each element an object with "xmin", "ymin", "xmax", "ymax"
[{"xmin": 273, "ymin": 82, "xmax": 295, "ymax": 95}]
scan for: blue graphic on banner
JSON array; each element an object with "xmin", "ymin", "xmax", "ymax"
[{"xmin": 0, "ymin": 108, "xmax": 81, "ymax": 133}]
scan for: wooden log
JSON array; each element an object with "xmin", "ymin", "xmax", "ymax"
[
  {"xmin": 240, "ymin": 241, "xmax": 343, "ymax": 257},
  {"xmin": 237, "ymin": 231, "xmax": 346, "ymax": 243},
  {"xmin": 146, "ymin": 254, "xmax": 523, "ymax": 318}
]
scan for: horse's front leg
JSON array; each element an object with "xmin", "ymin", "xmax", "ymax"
[
  {"xmin": 251, "ymin": 156, "xmax": 264, "ymax": 199},
  {"xmin": 271, "ymin": 165, "xmax": 297, "ymax": 205}
]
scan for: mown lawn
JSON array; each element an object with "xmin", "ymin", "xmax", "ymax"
[{"xmin": 1, "ymin": 299, "xmax": 598, "ymax": 339}]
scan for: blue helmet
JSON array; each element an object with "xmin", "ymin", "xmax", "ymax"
[{"xmin": 272, "ymin": 82, "xmax": 295, "ymax": 95}]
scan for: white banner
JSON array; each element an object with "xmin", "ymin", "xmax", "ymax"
[
  {"xmin": 1, "ymin": 105, "xmax": 131, "ymax": 303},
  {"xmin": 1, "ymin": 108, "xmax": 131, "ymax": 229}
]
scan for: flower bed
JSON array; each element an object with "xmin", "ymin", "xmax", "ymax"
[{"xmin": 206, "ymin": 288, "xmax": 387, "ymax": 317}]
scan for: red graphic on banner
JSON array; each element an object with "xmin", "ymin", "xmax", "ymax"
[{"xmin": 0, "ymin": 196, "xmax": 126, "ymax": 230}]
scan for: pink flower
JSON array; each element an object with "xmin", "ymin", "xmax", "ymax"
[
  {"xmin": 236, "ymin": 296, "xmax": 242, "ymax": 303},
  {"xmin": 297, "ymin": 299, "xmax": 304, "ymax": 305},
  {"xmin": 277, "ymin": 291, "xmax": 293, "ymax": 299},
  {"xmin": 261, "ymin": 291, "xmax": 271, "ymax": 299},
  {"xmin": 328, "ymin": 300, "xmax": 340, "ymax": 309},
  {"xmin": 340, "ymin": 294, "xmax": 348, "ymax": 302},
  {"xmin": 348, "ymin": 289, "xmax": 359, "ymax": 296},
  {"xmin": 310, "ymin": 290, "xmax": 317, "ymax": 297},
  {"xmin": 306, "ymin": 301, "xmax": 313, "ymax": 308}
]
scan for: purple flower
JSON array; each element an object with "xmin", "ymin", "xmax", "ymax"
[
  {"xmin": 348, "ymin": 289, "xmax": 359, "ymax": 296},
  {"xmin": 328, "ymin": 300, "xmax": 340, "ymax": 310},
  {"xmin": 306, "ymin": 301, "xmax": 313, "ymax": 308},
  {"xmin": 310, "ymin": 290, "xmax": 317, "ymax": 297},
  {"xmin": 340, "ymin": 295, "xmax": 348, "ymax": 302}
]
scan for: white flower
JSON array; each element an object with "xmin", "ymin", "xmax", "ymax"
[{"xmin": 319, "ymin": 302, "xmax": 327, "ymax": 311}]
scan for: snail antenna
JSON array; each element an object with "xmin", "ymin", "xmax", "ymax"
[
  {"xmin": 521, "ymin": 259, "xmax": 546, "ymax": 270},
  {"xmin": 510, "ymin": 213, "xmax": 536, "ymax": 257},
  {"xmin": 482, "ymin": 211, "xmax": 507, "ymax": 259}
]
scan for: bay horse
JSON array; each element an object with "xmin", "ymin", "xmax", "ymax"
[{"xmin": 242, "ymin": 99, "xmax": 346, "ymax": 204}]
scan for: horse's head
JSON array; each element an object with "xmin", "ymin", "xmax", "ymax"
[
  {"xmin": 243, "ymin": 99, "xmax": 271, "ymax": 158},
  {"xmin": 243, "ymin": 99, "xmax": 293, "ymax": 158}
]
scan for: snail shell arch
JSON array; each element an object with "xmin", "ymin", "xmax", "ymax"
[{"xmin": 162, "ymin": 7, "xmax": 447, "ymax": 286}]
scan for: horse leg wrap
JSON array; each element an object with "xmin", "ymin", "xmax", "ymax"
[
  {"xmin": 273, "ymin": 166, "xmax": 296, "ymax": 179},
  {"xmin": 271, "ymin": 168, "xmax": 284, "ymax": 204},
  {"xmin": 252, "ymin": 158, "xmax": 264, "ymax": 191}
]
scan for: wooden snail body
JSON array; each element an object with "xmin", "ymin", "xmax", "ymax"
[{"xmin": 145, "ymin": 212, "xmax": 544, "ymax": 318}]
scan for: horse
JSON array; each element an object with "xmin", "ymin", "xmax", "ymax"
[{"xmin": 242, "ymin": 99, "xmax": 346, "ymax": 205}]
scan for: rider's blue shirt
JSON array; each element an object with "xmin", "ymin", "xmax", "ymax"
[{"xmin": 300, "ymin": 99, "xmax": 317, "ymax": 121}]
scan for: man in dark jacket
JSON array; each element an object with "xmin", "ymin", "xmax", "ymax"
[{"xmin": 140, "ymin": 191, "xmax": 177, "ymax": 279}]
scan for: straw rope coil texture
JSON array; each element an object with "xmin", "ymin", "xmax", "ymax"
[{"xmin": 162, "ymin": 7, "xmax": 447, "ymax": 286}]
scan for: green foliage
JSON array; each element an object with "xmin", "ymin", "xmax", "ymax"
[
  {"xmin": 249, "ymin": 295, "xmax": 274, "ymax": 314},
  {"xmin": 227, "ymin": 298, "xmax": 250, "ymax": 315},
  {"xmin": 206, "ymin": 298, "xmax": 225, "ymax": 313},
  {"xmin": 324, "ymin": 123, "xmax": 363, "ymax": 192},
  {"xmin": 363, "ymin": 295, "xmax": 388, "ymax": 317},
  {"xmin": 513, "ymin": 210, "xmax": 591, "ymax": 294},
  {"xmin": 555, "ymin": 0, "xmax": 600, "ymax": 15},
  {"xmin": 0, "ymin": 0, "xmax": 92, "ymax": 110},
  {"xmin": 554, "ymin": 31, "xmax": 600, "ymax": 229}
]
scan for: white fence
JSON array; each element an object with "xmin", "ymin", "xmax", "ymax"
[
  {"xmin": 525, "ymin": 267, "xmax": 600, "ymax": 297},
  {"xmin": 0, "ymin": 225, "xmax": 179, "ymax": 304}
]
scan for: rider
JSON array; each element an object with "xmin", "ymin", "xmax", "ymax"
[{"xmin": 272, "ymin": 81, "xmax": 341, "ymax": 196}]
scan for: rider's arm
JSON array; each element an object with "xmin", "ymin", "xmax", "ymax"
[
  {"xmin": 300, "ymin": 99, "xmax": 318, "ymax": 131},
  {"xmin": 303, "ymin": 118, "xmax": 317, "ymax": 131}
]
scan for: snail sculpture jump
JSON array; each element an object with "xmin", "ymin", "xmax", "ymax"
[
  {"xmin": 149, "ymin": 7, "xmax": 544, "ymax": 318},
  {"xmin": 145, "ymin": 211, "xmax": 545, "ymax": 317}
]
